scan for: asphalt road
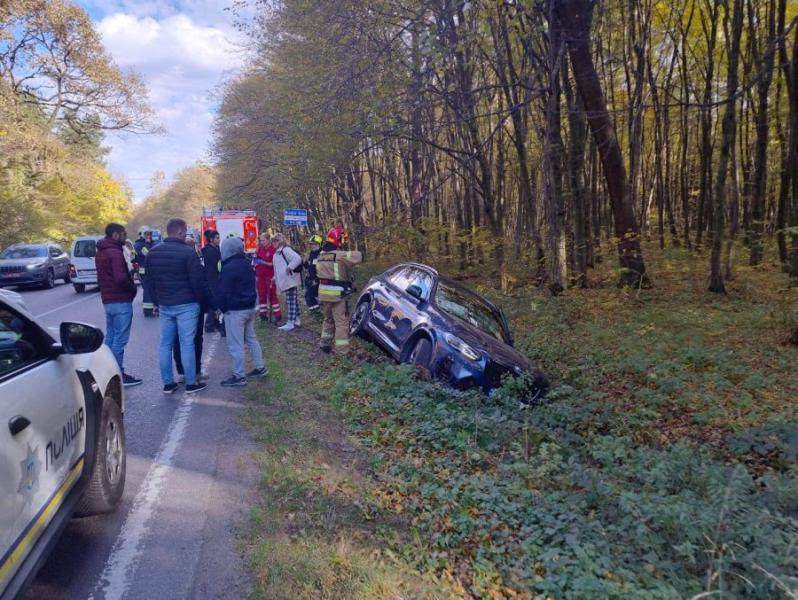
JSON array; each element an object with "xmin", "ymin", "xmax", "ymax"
[{"xmin": 10, "ymin": 281, "xmax": 258, "ymax": 599}]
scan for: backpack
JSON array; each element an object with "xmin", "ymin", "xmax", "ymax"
[{"xmin": 280, "ymin": 247, "xmax": 303, "ymax": 274}]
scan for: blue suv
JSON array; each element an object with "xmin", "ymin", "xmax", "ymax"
[{"xmin": 350, "ymin": 263, "xmax": 548, "ymax": 402}]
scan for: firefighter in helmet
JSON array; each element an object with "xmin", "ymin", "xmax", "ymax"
[
  {"xmin": 316, "ymin": 226, "xmax": 362, "ymax": 354},
  {"xmin": 135, "ymin": 226, "xmax": 157, "ymax": 317}
]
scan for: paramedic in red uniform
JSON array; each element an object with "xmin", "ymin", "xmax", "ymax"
[{"xmin": 254, "ymin": 232, "xmax": 282, "ymax": 322}]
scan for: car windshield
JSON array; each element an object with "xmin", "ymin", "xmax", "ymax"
[
  {"xmin": 435, "ymin": 282, "xmax": 508, "ymax": 343},
  {"xmin": 0, "ymin": 246, "xmax": 47, "ymax": 259},
  {"xmin": 73, "ymin": 240, "xmax": 98, "ymax": 258}
]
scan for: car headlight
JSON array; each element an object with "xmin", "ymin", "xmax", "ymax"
[
  {"xmin": 26, "ymin": 262, "xmax": 46, "ymax": 270},
  {"xmin": 443, "ymin": 332, "xmax": 481, "ymax": 361}
]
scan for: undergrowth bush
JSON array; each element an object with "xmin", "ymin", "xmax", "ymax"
[{"xmin": 331, "ymin": 365, "xmax": 798, "ymax": 598}]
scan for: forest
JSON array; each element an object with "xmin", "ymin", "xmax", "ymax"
[
  {"xmin": 214, "ymin": 0, "xmax": 798, "ymax": 303},
  {"xmin": 0, "ymin": 0, "xmax": 156, "ymax": 247}
]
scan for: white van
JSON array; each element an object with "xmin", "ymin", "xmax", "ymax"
[{"xmin": 69, "ymin": 235, "xmax": 103, "ymax": 293}]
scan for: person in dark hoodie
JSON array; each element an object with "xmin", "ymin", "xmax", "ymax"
[
  {"xmin": 215, "ymin": 237, "xmax": 267, "ymax": 386},
  {"xmin": 95, "ymin": 223, "xmax": 142, "ymax": 387}
]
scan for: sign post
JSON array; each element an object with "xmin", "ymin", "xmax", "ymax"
[{"xmin": 283, "ymin": 208, "xmax": 308, "ymax": 226}]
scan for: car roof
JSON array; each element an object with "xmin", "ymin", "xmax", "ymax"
[
  {"xmin": 73, "ymin": 235, "xmax": 104, "ymax": 242},
  {"xmin": 388, "ymin": 262, "xmax": 502, "ymax": 314}
]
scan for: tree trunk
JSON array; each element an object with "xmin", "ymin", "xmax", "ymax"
[
  {"xmin": 709, "ymin": 0, "xmax": 744, "ymax": 293},
  {"xmin": 556, "ymin": 0, "xmax": 648, "ymax": 288}
]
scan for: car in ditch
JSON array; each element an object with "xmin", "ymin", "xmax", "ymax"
[
  {"xmin": 0, "ymin": 294, "xmax": 126, "ymax": 599},
  {"xmin": 349, "ymin": 263, "xmax": 548, "ymax": 402},
  {"xmin": 0, "ymin": 244, "xmax": 71, "ymax": 290}
]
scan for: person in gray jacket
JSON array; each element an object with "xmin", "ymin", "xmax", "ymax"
[{"xmin": 215, "ymin": 237, "xmax": 268, "ymax": 386}]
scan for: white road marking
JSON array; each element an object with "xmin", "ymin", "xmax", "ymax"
[
  {"xmin": 90, "ymin": 336, "xmax": 219, "ymax": 600},
  {"xmin": 35, "ymin": 292, "xmax": 98, "ymax": 318}
]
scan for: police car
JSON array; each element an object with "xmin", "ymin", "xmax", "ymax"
[{"xmin": 0, "ymin": 292, "xmax": 126, "ymax": 598}]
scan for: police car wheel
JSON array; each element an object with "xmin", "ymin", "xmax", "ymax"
[
  {"xmin": 75, "ymin": 397, "xmax": 126, "ymax": 516},
  {"xmin": 350, "ymin": 300, "xmax": 371, "ymax": 338}
]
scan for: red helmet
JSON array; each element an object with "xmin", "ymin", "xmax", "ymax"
[{"xmin": 326, "ymin": 226, "xmax": 347, "ymax": 247}]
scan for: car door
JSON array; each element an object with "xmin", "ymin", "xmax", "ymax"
[
  {"xmin": 367, "ymin": 267, "xmax": 410, "ymax": 355},
  {"xmin": 378, "ymin": 267, "xmax": 433, "ymax": 351},
  {"xmin": 0, "ymin": 302, "xmax": 84, "ymax": 596}
]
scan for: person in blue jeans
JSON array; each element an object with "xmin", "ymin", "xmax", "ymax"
[
  {"xmin": 95, "ymin": 223, "xmax": 141, "ymax": 387},
  {"xmin": 144, "ymin": 218, "xmax": 211, "ymax": 394},
  {"xmin": 215, "ymin": 237, "xmax": 267, "ymax": 386}
]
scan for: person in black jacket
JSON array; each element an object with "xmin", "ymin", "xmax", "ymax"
[
  {"xmin": 201, "ymin": 229, "xmax": 223, "ymax": 333},
  {"xmin": 304, "ymin": 234, "xmax": 322, "ymax": 310},
  {"xmin": 144, "ymin": 218, "xmax": 210, "ymax": 394},
  {"xmin": 216, "ymin": 237, "xmax": 267, "ymax": 387}
]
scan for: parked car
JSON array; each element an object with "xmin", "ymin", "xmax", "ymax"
[
  {"xmin": 0, "ymin": 244, "xmax": 70, "ymax": 289},
  {"xmin": 69, "ymin": 235, "xmax": 104, "ymax": 293},
  {"xmin": 0, "ymin": 294, "xmax": 126, "ymax": 599},
  {"xmin": 350, "ymin": 263, "xmax": 548, "ymax": 402}
]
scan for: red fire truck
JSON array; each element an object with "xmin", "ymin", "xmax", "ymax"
[{"xmin": 200, "ymin": 209, "xmax": 259, "ymax": 253}]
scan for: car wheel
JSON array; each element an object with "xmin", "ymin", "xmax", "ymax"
[
  {"xmin": 43, "ymin": 269, "xmax": 55, "ymax": 289},
  {"xmin": 73, "ymin": 283, "xmax": 86, "ymax": 294},
  {"xmin": 350, "ymin": 299, "xmax": 371, "ymax": 338},
  {"xmin": 63, "ymin": 269, "xmax": 71, "ymax": 284},
  {"xmin": 408, "ymin": 337, "xmax": 433, "ymax": 369},
  {"xmin": 75, "ymin": 397, "xmax": 126, "ymax": 516}
]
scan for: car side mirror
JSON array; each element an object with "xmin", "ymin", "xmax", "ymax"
[
  {"xmin": 406, "ymin": 284, "xmax": 424, "ymax": 302},
  {"xmin": 59, "ymin": 322, "xmax": 104, "ymax": 354}
]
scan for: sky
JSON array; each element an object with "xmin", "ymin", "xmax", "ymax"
[{"xmin": 76, "ymin": 0, "xmax": 249, "ymax": 202}]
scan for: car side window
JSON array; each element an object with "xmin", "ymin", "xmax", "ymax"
[
  {"xmin": 0, "ymin": 306, "xmax": 50, "ymax": 378},
  {"xmin": 405, "ymin": 268, "xmax": 433, "ymax": 299},
  {"xmin": 49, "ymin": 246, "xmax": 60, "ymax": 258},
  {"xmin": 387, "ymin": 267, "xmax": 413, "ymax": 290}
]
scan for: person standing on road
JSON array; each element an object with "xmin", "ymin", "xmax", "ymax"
[
  {"xmin": 135, "ymin": 228, "xmax": 157, "ymax": 317},
  {"xmin": 316, "ymin": 228, "xmax": 363, "ymax": 354},
  {"xmin": 304, "ymin": 234, "xmax": 322, "ymax": 311},
  {"xmin": 201, "ymin": 229, "xmax": 224, "ymax": 333},
  {"xmin": 272, "ymin": 233, "xmax": 303, "ymax": 331},
  {"xmin": 254, "ymin": 233, "xmax": 281, "ymax": 323},
  {"xmin": 215, "ymin": 237, "xmax": 267, "ymax": 386},
  {"xmin": 173, "ymin": 234, "xmax": 212, "ymax": 384},
  {"xmin": 144, "ymin": 218, "xmax": 209, "ymax": 394},
  {"xmin": 95, "ymin": 223, "xmax": 142, "ymax": 387}
]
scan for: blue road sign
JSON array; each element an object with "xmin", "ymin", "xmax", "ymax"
[{"xmin": 283, "ymin": 208, "xmax": 308, "ymax": 226}]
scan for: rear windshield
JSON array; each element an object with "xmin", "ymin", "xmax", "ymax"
[
  {"xmin": 0, "ymin": 246, "xmax": 47, "ymax": 259},
  {"xmin": 73, "ymin": 240, "xmax": 98, "ymax": 258},
  {"xmin": 435, "ymin": 282, "xmax": 509, "ymax": 343}
]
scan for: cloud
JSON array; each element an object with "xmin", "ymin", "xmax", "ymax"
[{"xmin": 85, "ymin": 3, "xmax": 247, "ymax": 201}]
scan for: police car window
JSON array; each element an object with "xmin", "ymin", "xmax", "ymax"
[{"xmin": 0, "ymin": 307, "xmax": 49, "ymax": 378}]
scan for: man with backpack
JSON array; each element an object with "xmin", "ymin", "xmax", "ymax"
[{"xmin": 271, "ymin": 233, "xmax": 303, "ymax": 331}]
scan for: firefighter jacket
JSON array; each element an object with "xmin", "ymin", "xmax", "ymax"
[
  {"xmin": 316, "ymin": 250, "xmax": 363, "ymax": 301},
  {"xmin": 133, "ymin": 238, "xmax": 154, "ymax": 274}
]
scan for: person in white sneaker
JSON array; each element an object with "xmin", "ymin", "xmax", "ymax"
[{"xmin": 271, "ymin": 233, "xmax": 303, "ymax": 331}]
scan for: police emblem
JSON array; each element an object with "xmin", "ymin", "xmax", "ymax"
[{"xmin": 18, "ymin": 444, "xmax": 41, "ymax": 506}]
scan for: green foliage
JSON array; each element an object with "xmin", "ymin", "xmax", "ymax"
[{"xmin": 330, "ymin": 365, "xmax": 798, "ymax": 598}]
